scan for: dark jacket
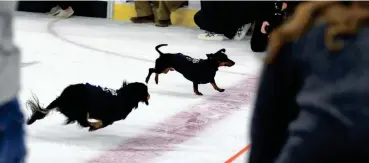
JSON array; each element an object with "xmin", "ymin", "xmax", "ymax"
[{"xmin": 248, "ymin": 23, "xmax": 369, "ymax": 163}]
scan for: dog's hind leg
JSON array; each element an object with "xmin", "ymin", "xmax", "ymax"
[
  {"xmin": 210, "ymin": 79, "xmax": 225, "ymax": 92},
  {"xmin": 193, "ymin": 82, "xmax": 203, "ymax": 96},
  {"xmin": 27, "ymin": 95, "xmax": 60, "ymax": 125}
]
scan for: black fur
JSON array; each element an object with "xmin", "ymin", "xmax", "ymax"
[
  {"xmin": 26, "ymin": 81, "xmax": 150, "ymax": 131},
  {"xmin": 145, "ymin": 44, "xmax": 235, "ymax": 96}
]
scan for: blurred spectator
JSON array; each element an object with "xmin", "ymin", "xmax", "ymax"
[
  {"xmin": 0, "ymin": 1, "xmax": 26, "ymax": 163},
  {"xmin": 47, "ymin": 2, "xmax": 75, "ymax": 18},
  {"xmin": 249, "ymin": 1, "xmax": 369, "ymax": 163},
  {"xmin": 251, "ymin": 1, "xmax": 300, "ymax": 52},
  {"xmin": 130, "ymin": 1, "xmax": 187, "ymax": 27}
]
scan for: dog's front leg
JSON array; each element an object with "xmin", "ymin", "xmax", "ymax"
[
  {"xmin": 87, "ymin": 113, "xmax": 104, "ymax": 131},
  {"xmin": 193, "ymin": 82, "xmax": 203, "ymax": 96},
  {"xmin": 89, "ymin": 120, "xmax": 116, "ymax": 132},
  {"xmin": 154, "ymin": 73, "xmax": 159, "ymax": 84},
  {"xmin": 210, "ymin": 79, "xmax": 225, "ymax": 92},
  {"xmin": 145, "ymin": 68, "xmax": 160, "ymax": 84},
  {"xmin": 88, "ymin": 121, "xmax": 103, "ymax": 131},
  {"xmin": 145, "ymin": 68, "xmax": 156, "ymax": 83}
]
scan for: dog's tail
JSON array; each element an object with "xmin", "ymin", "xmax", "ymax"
[
  {"xmin": 26, "ymin": 93, "xmax": 59, "ymax": 125},
  {"xmin": 155, "ymin": 44, "xmax": 168, "ymax": 56}
]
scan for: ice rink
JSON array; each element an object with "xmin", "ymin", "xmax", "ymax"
[{"xmin": 16, "ymin": 12, "xmax": 263, "ymax": 163}]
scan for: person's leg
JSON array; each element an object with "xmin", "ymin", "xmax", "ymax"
[
  {"xmin": 55, "ymin": 1, "xmax": 74, "ymax": 18},
  {"xmin": 46, "ymin": 1, "xmax": 63, "ymax": 15},
  {"xmin": 233, "ymin": 23, "xmax": 252, "ymax": 41},
  {"xmin": 194, "ymin": 10, "xmax": 228, "ymax": 41},
  {"xmin": 154, "ymin": 1, "xmax": 185, "ymax": 27},
  {"xmin": 130, "ymin": 0, "xmax": 155, "ymax": 23},
  {"xmin": 58, "ymin": 1, "xmax": 72, "ymax": 10},
  {"xmin": 195, "ymin": 1, "xmax": 253, "ymax": 40},
  {"xmin": 0, "ymin": 99, "xmax": 26, "ymax": 163},
  {"xmin": 250, "ymin": 20, "xmax": 269, "ymax": 52},
  {"xmin": 194, "ymin": 10, "xmax": 224, "ymax": 34}
]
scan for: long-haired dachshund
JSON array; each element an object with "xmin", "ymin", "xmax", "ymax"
[
  {"xmin": 145, "ymin": 44, "xmax": 235, "ymax": 96},
  {"xmin": 26, "ymin": 81, "xmax": 150, "ymax": 131}
]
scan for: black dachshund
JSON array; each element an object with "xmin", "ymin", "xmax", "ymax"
[
  {"xmin": 145, "ymin": 44, "xmax": 235, "ymax": 95},
  {"xmin": 26, "ymin": 81, "xmax": 150, "ymax": 131}
]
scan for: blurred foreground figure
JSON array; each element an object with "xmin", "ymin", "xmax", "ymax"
[
  {"xmin": 0, "ymin": 1, "xmax": 26, "ymax": 163},
  {"xmin": 249, "ymin": 1, "xmax": 369, "ymax": 163}
]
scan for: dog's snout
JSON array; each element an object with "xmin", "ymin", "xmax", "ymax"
[
  {"xmin": 147, "ymin": 94, "xmax": 150, "ymax": 100},
  {"xmin": 227, "ymin": 60, "xmax": 235, "ymax": 67}
]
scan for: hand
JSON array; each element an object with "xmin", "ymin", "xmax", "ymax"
[
  {"xmin": 282, "ymin": 2, "xmax": 287, "ymax": 11},
  {"xmin": 261, "ymin": 21, "xmax": 270, "ymax": 34}
]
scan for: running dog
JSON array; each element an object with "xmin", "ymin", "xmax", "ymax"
[
  {"xmin": 145, "ymin": 44, "xmax": 235, "ymax": 95},
  {"xmin": 26, "ymin": 81, "xmax": 150, "ymax": 131}
]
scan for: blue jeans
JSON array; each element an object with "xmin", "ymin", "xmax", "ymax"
[{"xmin": 0, "ymin": 98, "xmax": 26, "ymax": 163}]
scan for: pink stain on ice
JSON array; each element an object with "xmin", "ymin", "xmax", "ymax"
[{"xmin": 88, "ymin": 76, "xmax": 258, "ymax": 163}]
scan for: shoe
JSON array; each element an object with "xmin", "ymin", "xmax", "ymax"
[
  {"xmin": 130, "ymin": 15, "xmax": 155, "ymax": 23},
  {"xmin": 233, "ymin": 23, "xmax": 251, "ymax": 41},
  {"xmin": 197, "ymin": 31, "xmax": 225, "ymax": 41},
  {"xmin": 47, "ymin": 5, "xmax": 62, "ymax": 16},
  {"xmin": 246, "ymin": 23, "xmax": 254, "ymax": 36},
  {"xmin": 56, "ymin": 6, "xmax": 74, "ymax": 19},
  {"xmin": 155, "ymin": 20, "xmax": 171, "ymax": 27}
]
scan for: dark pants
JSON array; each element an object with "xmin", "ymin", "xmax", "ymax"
[
  {"xmin": 250, "ymin": 20, "xmax": 268, "ymax": 52},
  {"xmin": 194, "ymin": 1, "xmax": 254, "ymax": 39},
  {"xmin": 0, "ymin": 98, "xmax": 26, "ymax": 163},
  {"xmin": 133, "ymin": 1, "xmax": 185, "ymax": 21},
  {"xmin": 48, "ymin": 1, "xmax": 74, "ymax": 9}
]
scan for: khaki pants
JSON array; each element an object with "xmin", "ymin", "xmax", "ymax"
[{"xmin": 134, "ymin": 1, "xmax": 185, "ymax": 21}]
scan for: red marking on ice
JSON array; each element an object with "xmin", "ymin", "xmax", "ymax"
[{"xmin": 88, "ymin": 76, "xmax": 258, "ymax": 163}]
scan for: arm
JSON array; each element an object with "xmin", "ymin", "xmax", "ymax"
[
  {"xmin": 261, "ymin": 1, "xmax": 303, "ymax": 34},
  {"xmin": 261, "ymin": 1, "xmax": 286, "ymax": 34},
  {"xmin": 248, "ymin": 43, "xmax": 303, "ymax": 163}
]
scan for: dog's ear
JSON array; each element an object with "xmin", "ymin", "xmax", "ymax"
[
  {"xmin": 217, "ymin": 48, "xmax": 226, "ymax": 53},
  {"xmin": 122, "ymin": 80, "xmax": 129, "ymax": 87},
  {"xmin": 206, "ymin": 54, "xmax": 214, "ymax": 59}
]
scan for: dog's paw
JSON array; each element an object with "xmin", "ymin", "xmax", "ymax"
[
  {"xmin": 88, "ymin": 126, "xmax": 97, "ymax": 132},
  {"xmin": 195, "ymin": 92, "xmax": 203, "ymax": 96},
  {"xmin": 88, "ymin": 125, "xmax": 102, "ymax": 132},
  {"xmin": 217, "ymin": 88, "xmax": 225, "ymax": 92}
]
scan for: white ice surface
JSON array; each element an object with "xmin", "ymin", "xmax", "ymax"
[{"xmin": 15, "ymin": 12, "xmax": 264, "ymax": 163}]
